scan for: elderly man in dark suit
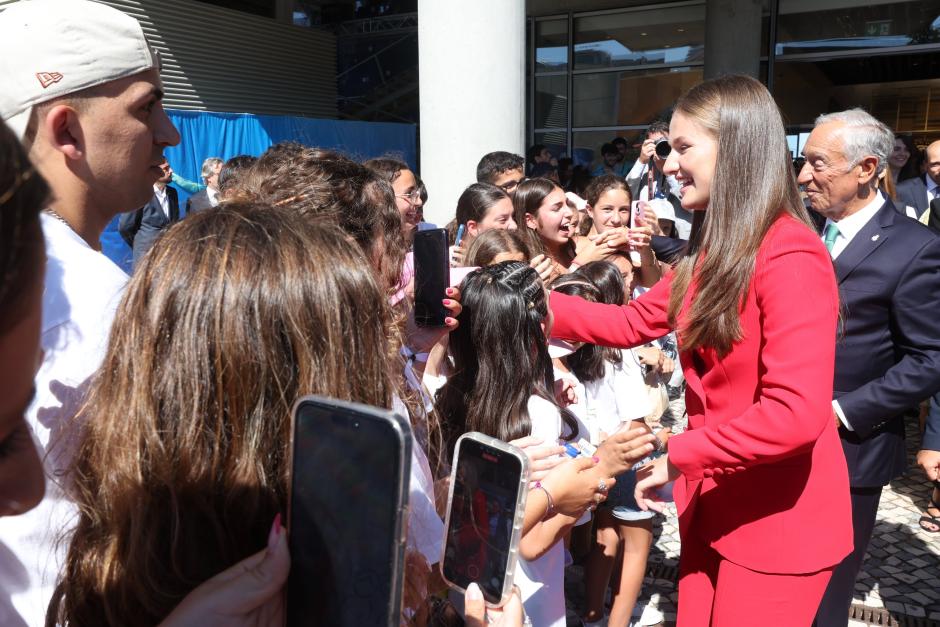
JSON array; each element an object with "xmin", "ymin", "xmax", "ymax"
[
  {"xmin": 798, "ymin": 110, "xmax": 940, "ymax": 627},
  {"xmin": 186, "ymin": 156, "xmax": 223, "ymax": 213},
  {"xmin": 118, "ymin": 158, "xmax": 180, "ymax": 267},
  {"xmin": 896, "ymin": 140, "xmax": 940, "ymax": 228}
]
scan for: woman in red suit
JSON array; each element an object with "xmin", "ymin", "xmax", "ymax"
[{"xmin": 549, "ymin": 75, "xmax": 853, "ymax": 626}]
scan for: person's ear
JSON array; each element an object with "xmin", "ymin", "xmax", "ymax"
[
  {"xmin": 856, "ymin": 156, "xmax": 880, "ymax": 186},
  {"xmin": 525, "ymin": 212, "xmax": 538, "ymax": 229},
  {"xmin": 42, "ymin": 104, "xmax": 84, "ymax": 161},
  {"xmin": 466, "ymin": 220, "xmax": 480, "ymax": 238}
]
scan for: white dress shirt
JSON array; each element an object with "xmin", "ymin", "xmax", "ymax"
[
  {"xmin": 927, "ymin": 176, "xmax": 940, "ymax": 206},
  {"xmin": 153, "ymin": 184, "xmax": 170, "ymax": 218},
  {"xmin": 822, "ymin": 191, "xmax": 884, "ymax": 431},
  {"xmin": 208, "ymin": 186, "xmax": 221, "ymax": 207}
]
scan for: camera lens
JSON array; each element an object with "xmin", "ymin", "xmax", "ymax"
[{"xmin": 655, "ymin": 139, "xmax": 671, "ymax": 159}]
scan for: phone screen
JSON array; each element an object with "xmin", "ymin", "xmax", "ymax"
[
  {"xmin": 413, "ymin": 228, "xmax": 450, "ymax": 327},
  {"xmin": 442, "ymin": 438, "xmax": 524, "ymax": 604},
  {"xmin": 288, "ymin": 399, "xmax": 410, "ymax": 627}
]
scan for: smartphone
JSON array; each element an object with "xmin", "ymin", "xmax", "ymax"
[
  {"xmin": 441, "ymin": 432, "xmax": 529, "ymax": 607},
  {"xmin": 629, "ymin": 201, "xmax": 643, "ymax": 264},
  {"xmin": 413, "ymin": 228, "xmax": 450, "ymax": 327},
  {"xmin": 287, "ymin": 396, "xmax": 412, "ymax": 627},
  {"xmin": 455, "ymin": 224, "xmax": 466, "ymax": 247}
]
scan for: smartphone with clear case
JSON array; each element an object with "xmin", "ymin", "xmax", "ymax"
[{"xmin": 440, "ymin": 432, "xmax": 529, "ymax": 607}]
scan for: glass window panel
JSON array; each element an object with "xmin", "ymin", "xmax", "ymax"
[
  {"xmin": 574, "ymin": 5, "xmax": 705, "ymax": 70},
  {"xmin": 772, "ymin": 53, "xmax": 940, "ymax": 134},
  {"xmin": 776, "ymin": 0, "xmax": 940, "ymax": 55},
  {"xmin": 573, "ymin": 67, "xmax": 703, "ymax": 127},
  {"xmin": 537, "ymin": 19, "xmax": 569, "ymax": 72},
  {"xmin": 534, "ymin": 131, "xmax": 569, "ymax": 160},
  {"xmin": 572, "ymin": 130, "xmax": 645, "ymax": 173},
  {"xmin": 535, "ymin": 76, "xmax": 569, "ymax": 129}
]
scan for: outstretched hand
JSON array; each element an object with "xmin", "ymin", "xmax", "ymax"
[
  {"xmin": 635, "ymin": 455, "xmax": 680, "ymax": 513},
  {"xmin": 405, "ymin": 287, "xmax": 462, "ymax": 354},
  {"xmin": 159, "ymin": 515, "xmax": 289, "ymax": 627},
  {"xmin": 464, "ymin": 584, "xmax": 525, "ymax": 627}
]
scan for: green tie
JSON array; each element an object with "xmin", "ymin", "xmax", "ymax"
[{"xmin": 823, "ymin": 223, "xmax": 840, "ymax": 254}]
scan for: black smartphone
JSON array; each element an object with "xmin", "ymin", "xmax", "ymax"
[
  {"xmin": 287, "ymin": 395, "xmax": 412, "ymax": 627},
  {"xmin": 413, "ymin": 228, "xmax": 450, "ymax": 327},
  {"xmin": 440, "ymin": 432, "xmax": 529, "ymax": 607}
]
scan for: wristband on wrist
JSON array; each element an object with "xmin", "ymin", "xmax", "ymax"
[
  {"xmin": 533, "ymin": 481, "xmax": 555, "ymax": 519},
  {"xmin": 653, "ymin": 434, "xmax": 665, "ymax": 453}
]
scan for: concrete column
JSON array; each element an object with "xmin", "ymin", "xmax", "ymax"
[
  {"xmin": 704, "ymin": 0, "xmax": 763, "ymax": 80},
  {"xmin": 418, "ymin": 0, "xmax": 526, "ymax": 226}
]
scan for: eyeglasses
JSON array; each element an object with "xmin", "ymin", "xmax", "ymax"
[
  {"xmin": 396, "ymin": 190, "xmax": 422, "ymax": 205},
  {"xmin": 498, "ymin": 178, "xmax": 526, "ymax": 192}
]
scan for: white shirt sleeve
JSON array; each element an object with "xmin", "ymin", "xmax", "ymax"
[
  {"xmin": 626, "ymin": 159, "xmax": 647, "ymax": 188},
  {"xmin": 832, "ymin": 400, "xmax": 853, "ymax": 431}
]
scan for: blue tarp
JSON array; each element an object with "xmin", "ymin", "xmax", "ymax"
[{"xmin": 102, "ymin": 109, "xmax": 417, "ymax": 271}]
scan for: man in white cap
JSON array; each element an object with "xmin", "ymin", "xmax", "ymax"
[{"xmin": 0, "ymin": 1, "xmax": 179, "ymax": 622}]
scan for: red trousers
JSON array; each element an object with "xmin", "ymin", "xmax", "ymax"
[{"xmin": 677, "ymin": 543, "xmax": 833, "ymax": 627}]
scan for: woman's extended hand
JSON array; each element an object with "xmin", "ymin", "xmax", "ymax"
[
  {"xmin": 405, "ymin": 287, "xmax": 462, "ymax": 354},
  {"xmin": 641, "ymin": 204, "xmax": 664, "ymax": 236},
  {"xmin": 529, "ymin": 254, "xmax": 555, "ymax": 284},
  {"xmin": 635, "ymin": 454, "xmax": 681, "ymax": 513},
  {"xmin": 553, "ymin": 377, "xmax": 579, "ymax": 408},
  {"xmin": 451, "ymin": 244, "xmax": 466, "ymax": 268},
  {"xmin": 464, "ymin": 583, "xmax": 525, "ymax": 627},
  {"xmin": 540, "ymin": 455, "xmax": 613, "ymax": 517},
  {"xmin": 159, "ymin": 516, "xmax": 289, "ymax": 627},
  {"xmin": 594, "ymin": 427, "xmax": 657, "ymax": 477},
  {"xmin": 509, "ymin": 436, "xmax": 566, "ymax": 485},
  {"xmin": 636, "ymin": 346, "xmax": 666, "ymax": 374}
]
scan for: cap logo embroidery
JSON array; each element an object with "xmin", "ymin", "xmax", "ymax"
[{"xmin": 36, "ymin": 72, "xmax": 64, "ymax": 88}]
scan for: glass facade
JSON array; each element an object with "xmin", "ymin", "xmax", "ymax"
[
  {"xmin": 528, "ymin": 0, "xmax": 940, "ymax": 165},
  {"xmin": 573, "ymin": 5, "xmax": 705, "ymax": 70},
  {"xmin": 529, "ymin": 2, "xmax": 712, "ymax": 173}
]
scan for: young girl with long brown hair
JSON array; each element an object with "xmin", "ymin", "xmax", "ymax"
[
  {"xmin": 548, "ymin": 75, "xmax": 852, "ymax": 626},
  {"xmin": 48, "ymin": 204, "xmax": 406, "ymax": 625}
]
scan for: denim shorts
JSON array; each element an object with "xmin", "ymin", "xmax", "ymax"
[{"xmin": 602, "ymin": 463, "xmax": 655, "ymax": 522}]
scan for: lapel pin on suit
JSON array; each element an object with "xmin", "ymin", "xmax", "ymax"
[{"xmin": 871, "ymin": 234, "xmax": 880, "ymax": 241}]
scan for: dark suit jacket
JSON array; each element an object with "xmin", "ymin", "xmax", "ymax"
[
  {"xmin": 118, "ymin": 186, "xmax": 180, "ymax": 266},
  {"xmin": 896, "ymin": 175, "xmax": 929, "ymax": 216},
  {"xmin": 186, "ymin": 188, "xmax": 214, "ymax": 213},
  {"xmin": 823, "ymin": 198, "xmax": 940, "ymax": 487}
]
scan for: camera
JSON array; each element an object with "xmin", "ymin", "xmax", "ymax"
[{"xmin": 655, "ymin": 138, "xmax": 672, "ymax": 159}]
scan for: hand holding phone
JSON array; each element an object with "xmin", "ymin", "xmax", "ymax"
[
  {"xmin": 413, "ymin": 228, "xmax": 450, "ymax": 327},
  {"xmin": 441, "ymin": 433, "xmax": 529, "ymax": 607},
  {"xmin": 628, "ymin": 202, "xmax": 643, "ymax": 264},
  {"xmin": 287, "ymin": 397, "xmax": 412, "ymax": 627}
]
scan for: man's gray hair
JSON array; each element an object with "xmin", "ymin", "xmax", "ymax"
[
  {"xmin": 814, "ymin": 109, "xmax": 894, "ymax": 176},
  {"xmin": 200, "ymin": 157, "xmax": 224, "ymax": 183}
]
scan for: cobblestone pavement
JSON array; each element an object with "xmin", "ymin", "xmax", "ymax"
[{"xmin": 565, "ymin": 420, "xmax": 940, "ymax": 626}]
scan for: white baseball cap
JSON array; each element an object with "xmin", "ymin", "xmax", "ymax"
[
  {"xmin": 648, "ymin": 197, "xmax": 676, "ymax": 223},
  {"xmin": 0, "ymin": 0, "xmax": 158, "ymax": 140}
]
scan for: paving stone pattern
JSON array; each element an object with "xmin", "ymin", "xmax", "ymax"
[{"xmin": 565, "ymin": 420, "xmax": 940, "ymax": 626}]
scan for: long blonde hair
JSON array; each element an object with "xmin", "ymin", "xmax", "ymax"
[
  {"xmin": 667, "ymin": 75, "xmax": 812, "ymax": 356},
  {"xmin": 49, "ymin": 203, "xmax": 399, "ymax": 626}
]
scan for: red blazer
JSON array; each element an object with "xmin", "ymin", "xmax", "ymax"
[{"xmin": 550, "ymin": 214, "xmax": 852, "ymax": 575}]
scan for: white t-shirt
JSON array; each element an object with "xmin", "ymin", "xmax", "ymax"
[
  {"xmin": 515, "ymin": 395, "xmax": 566, "ymax": 627},
  {"xmin": 0, "ymin": 215, "xmax": 128, "ymax": 626},
  {"xmin": 587, "ymin": 352, "xmax": 652, "ymax": 442}
]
